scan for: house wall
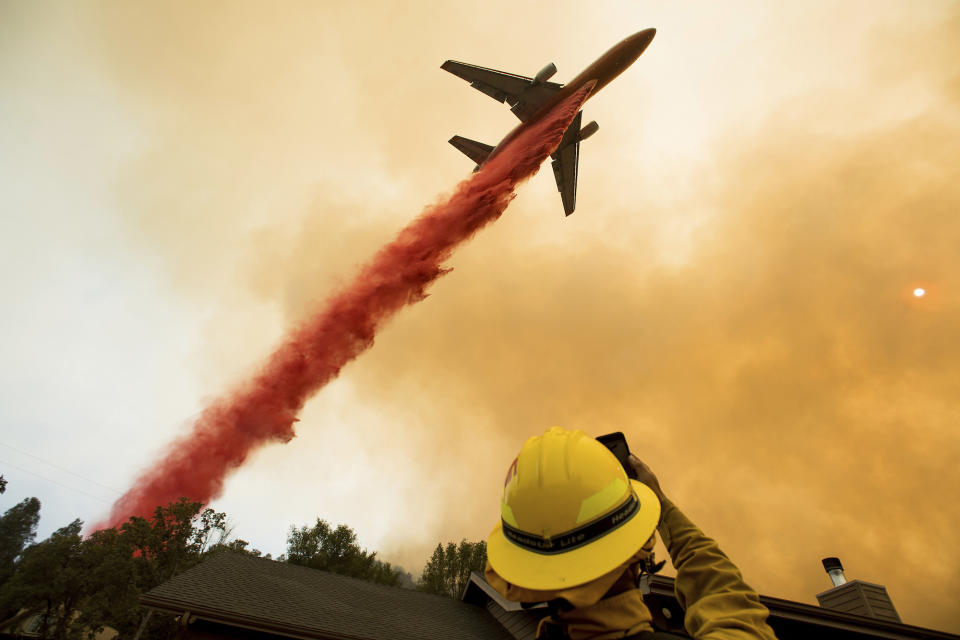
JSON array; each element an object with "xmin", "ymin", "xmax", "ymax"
[{"xmin": 482, "ymin": 600, "xmax": 541, "ymax": 640}]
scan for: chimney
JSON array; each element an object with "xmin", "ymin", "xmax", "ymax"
[{"xmin": 816, "ymin": 557, "xmax": 902, "ymax": 623}]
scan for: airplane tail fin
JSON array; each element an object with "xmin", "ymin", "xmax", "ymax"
[{"xmin": 449, "ymin": 135, "xmax": 495, "ymax": 171}]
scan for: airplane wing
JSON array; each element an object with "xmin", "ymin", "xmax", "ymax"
[
  {"xmin": 550, "ymin": 111, "xmax": 583, "ymax": 216},
  {"xmin": 441, "ymin": 60, "xmax": 563, "ymax": 122}
]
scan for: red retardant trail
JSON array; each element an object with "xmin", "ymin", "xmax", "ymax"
[{"xmin": 93, "ymin": 83, "xmax": 595, "ymax": 531}]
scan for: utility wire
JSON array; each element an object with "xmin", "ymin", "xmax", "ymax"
[
  {"xmin": 0, "ymin": 440, "xmax": 122, "ymax": 495},
  {"xmin": 0, "ymin": 459, "xmax": 114, "ymax": 506}
]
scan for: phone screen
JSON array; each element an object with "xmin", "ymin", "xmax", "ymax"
[{"xmin": 596, "ymin": 432, "xmax": 638, "ymax": 479}]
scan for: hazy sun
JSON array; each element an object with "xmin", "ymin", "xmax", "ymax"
[{"xmin": 913, "ymin": 288, "xmax": 926, "ymax": 297}]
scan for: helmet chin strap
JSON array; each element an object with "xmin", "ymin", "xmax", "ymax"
[
  {"xmin": 639, "ymin": 554, "xmax": 667, "ymax": 579},
  {"xmin": 636, "ymin": 535, "xmax": 665, "ymax": 581}
]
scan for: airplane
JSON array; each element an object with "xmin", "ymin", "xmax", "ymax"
[{"xmin": 441, "ymin": 28, "xmax": 656, "ymax": 216}]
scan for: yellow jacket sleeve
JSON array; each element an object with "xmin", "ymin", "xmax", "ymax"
[{"xmin": 657, "ymin": 498, "xmax": 778, "ymax": 640}]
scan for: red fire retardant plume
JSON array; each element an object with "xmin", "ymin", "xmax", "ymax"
[{"xmin": 95, "ymin": 84, "xmax": 594, "ymax": 531}]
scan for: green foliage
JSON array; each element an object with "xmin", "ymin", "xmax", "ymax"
[
  {"xmin": 0, "ymin": 520, "xmax": 86, "ymax": 640},
  {"xmin": 0, "ymin": 497, "xmax": 41, "ymax": 580},
  {"xmin": 101, "ymin": 498, "xmax": 233, "ymax": 640},
  {"xmin": 393, "ymin": 565, "xmax": 416, "ymax": 589},
  {"xmin": 118, "ymin": 498, "xmax": 228, "ymax": 594},
  {"xmin": 0, "ymin": 490, "xmax": 407, "ymax": 640},
  {"xmin": 417, "ymin": 539, "xmax": 486, "ymax": 598},
  {"xmin": 285, "ymin": 519, "xmax": 401, "ymax": 586},
  {"xmin": 74, "ymin": 526, "xmax": 138, "ymax": 638},
  {"xmin": 0, "ymin": 496, "xmax": 42, "ymax": 618},
  {"xmin": 207, "ymin": 538, "xmax": 265, "ymax": 557},
  {"xmin": 0, "ymin": 497, "xmax": 237, "ymax": 640}
]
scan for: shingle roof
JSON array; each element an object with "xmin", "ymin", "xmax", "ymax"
[{"xmin": 141, "ymin": 552, "xmax": 513, "ymax": 640}]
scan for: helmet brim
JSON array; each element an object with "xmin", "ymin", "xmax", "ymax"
[{"xmin": 487, "ymin": 480, "xmax": 661, "ymax": 591}]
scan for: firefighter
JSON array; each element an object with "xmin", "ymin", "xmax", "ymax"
[{"xmin": 485, "ymin": 427, "xmax": 778, "ymax": 640}]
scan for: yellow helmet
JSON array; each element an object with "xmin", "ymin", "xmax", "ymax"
[{"xmin": 487, "ymin": 427, "xmax": 661, "ymax": 591}]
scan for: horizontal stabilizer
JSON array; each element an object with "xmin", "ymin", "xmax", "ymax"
[{"xmin": 449, "ymin": 135, "xmax": 495, "ymax": 169}]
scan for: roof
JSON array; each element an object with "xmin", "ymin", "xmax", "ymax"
[
  {"xmin": 142, "ymin": 553, "xmax": 960, "ymax": 640},
  {"xmin": 141, "ymin": 552, "xmax": 513, "ymax": 640},
  {"xmin": 644, "ymin": 574, "xmax": 960, "ymax": 640},
  {"xmin": 464, "ymin": 572, "xmax": 960, "ymax": 640}
]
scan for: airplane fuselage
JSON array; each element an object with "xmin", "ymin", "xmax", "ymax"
[{"xmin": 483, "ymin": 28, "xmax": 656, "ymax": 164}]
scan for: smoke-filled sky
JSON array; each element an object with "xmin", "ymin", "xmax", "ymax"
[{"xmin": 1, "ymin": 0, "xmax": 958, "ymax": 633}]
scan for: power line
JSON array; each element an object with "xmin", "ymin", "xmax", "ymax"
[
  {"xmin": 0, "ymin": 459, "xmax": 114, "ymax": 506},
  {"xmin": 0, "ymin": 440, "xmax": 121, "ymax": 495}
]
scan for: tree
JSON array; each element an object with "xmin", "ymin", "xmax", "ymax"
[
  {"xmin": 285, "ymin": 519, "xmax": 400, "ymax": 586},
  {"xmin": 392, "ymin": 565, "xmax": 416, "ymax": 589},
  {"xmin": 0, "ymin": 496, "xmax": 42, "ymax": 619},
  {"xmin": 0, "ymin": 497, "xmax": 41, "ymax": 585},
  {"xmin": 0, "ymin": 520, "xmax": 86, "ymax": 640},
  {"xmin": 206, "ymin": 538, "xmax": 264, "ymax": 557},
  {"xmin": 75, "ymin": 526, "xmax": 138, "ymax": 639},
  {"xmin": 417, "ymin": 539, "xmax": 486, "ymax": 598},
  {"xmin": 0, "ymin": 495, "xmax": 253, "ymax": 640},
  {"xmin": 418, "ymin": 544, "xmax": 448, "ymax": 595},
  {"xmin": 103, "ymin": 498, "xmax": 232, "ymax": 640},
  {"xmin": 118, "ymin": 498, "xmax": 222, "ymax": 591}
]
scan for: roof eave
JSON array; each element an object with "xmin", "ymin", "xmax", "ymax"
[{"xmin": 140, "ymin": 594, "xmax": 369, "ymax": 640}]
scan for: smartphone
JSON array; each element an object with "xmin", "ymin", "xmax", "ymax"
[{"xmin": 596, "ymin": 432, "xmax": 638, "ymax": 479}]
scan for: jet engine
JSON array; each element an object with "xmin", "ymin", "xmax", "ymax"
[
  {"xmin": 578, "ymin": 120, "xmax": 599, "ymax": 141},
  {"xmin": 533, "ymin": 63, "xmax": 557, "ymax": 84}
]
